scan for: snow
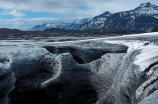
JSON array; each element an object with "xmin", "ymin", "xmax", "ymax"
[
  {"xmin": 30, "ymin": 18, "xmax": 93, "ymax": 31},
  {"xmin": 80, "ymin": 12, "xmax": 111, "ymax": 30},
  {"xmin": 134, "ymin": 2, "xmax": 158, "ymax": 18},
  {"xmin": 133, "ymin": 45, "xmax": 158, "ymax": 71},
  {"xmin": 136, "ymin": 8, "xmax": 158, "ymax": 15},
  {"xmin": 103, "ymin": 40, "xmax": 146, "ymax": 58},
  {"xmin": 83, "ymin": 18, "xmax": 106, "ymax": 29},
  {"xmin": 102, "ymin": 32, "xmax": 158, "ymax": 72},
  {"xmin": 99, "ymin": 32, "xmax": 158, "ymax": 72}
]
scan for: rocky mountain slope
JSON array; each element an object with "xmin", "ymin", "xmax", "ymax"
[
  {"xmin": 29, "ymin": 18, "xmax": 92, "ymax": 31},
  {"xmin": 79, "ymin": 11, "xmax": 111, "ymax": 30},
  {"xmin": 79, "ymin": 2, "xmax": 158, "ymax": 32}
]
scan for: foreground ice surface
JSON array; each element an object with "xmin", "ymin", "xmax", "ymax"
[
  {"xmin": 0, "ymin": 63, "xmax": 15, "ymax": 104},
  {"xmin": 1, "ymin": 32, "xmax": 158, "ymax": 104},
  {"xmin": 133, "ymin": 45, "xmax": 158, "ymax": 71}
]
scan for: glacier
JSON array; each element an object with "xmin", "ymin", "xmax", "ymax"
[{"xmin": 1, "ymin": 32, "xmax": 158, "ymax": 104}]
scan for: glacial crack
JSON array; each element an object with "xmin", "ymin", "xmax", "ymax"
[{"xmin": 43, "ymin": 44, "xmax": 127, "ymax": 64}]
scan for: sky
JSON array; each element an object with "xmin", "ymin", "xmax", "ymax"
[{"xmin": 0, "ymin": 0, "xmax": 158, "ymax": 30}]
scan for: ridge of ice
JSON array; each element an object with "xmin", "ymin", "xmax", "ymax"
[{"xmin": 133, "ymin": 45, "xmax": 158, "ymax": 71}]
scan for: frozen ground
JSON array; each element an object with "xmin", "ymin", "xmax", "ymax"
[{"xmin": 1, "ymin": 32, "xmax": 158, "ymax": 104}]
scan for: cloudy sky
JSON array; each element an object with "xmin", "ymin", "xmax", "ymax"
[{"xmin": 0, "ymin": 0, "xmax": 157, "ymax": 30}]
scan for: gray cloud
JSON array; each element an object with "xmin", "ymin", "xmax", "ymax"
[
  {"xmin": 0, "ymin": 18, "xmax": 61, "ymax": 30},
  {"xmin": 0, "ymin": 0, "xmax": 157, "ymax": 18}
]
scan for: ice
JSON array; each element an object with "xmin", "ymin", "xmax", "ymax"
[
  {"xmin": 104, "ymin": 38, "xmax": 158, "ymax": 72},
  {"xmin": 133, "ymin": 45, "xmax": 158, "ymax": 71},
  {"xmin": 0, "ymin": 63, "xmax": 10, "ymax": 76}
]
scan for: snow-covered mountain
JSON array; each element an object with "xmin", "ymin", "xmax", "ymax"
[
  {"xmin": 79, "ymin": 2, "xmax": 158, "ymax": 32},
  {"xmin": 134, "ymin": 2, "xmax": 158, "ymax": 18},
  {"xmin": 29, "ymin": 18, "xmax": 93, "ymax": 31},
  {"xmin": 79, "ymin": 11, "xmax": 111, "ymax": 30}
]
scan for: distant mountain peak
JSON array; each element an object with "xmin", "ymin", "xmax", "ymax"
[
  {"xmin": 136, "ymin": 2, "xmax": 157, "ymax": 9},
  {"xmin": 133, "ymin": 2, "xmax": 158, "ymax": 18},
  {"xmin": 100, "ymin": 11, "xmax": 111, "ymax": 16},
  {"xmin": 103, "ymin": 11, "xmax": 111, "ymax": 14},
  {"xmin": 139, "ymin": 2, "xmax": 151, "ymax": 7}
]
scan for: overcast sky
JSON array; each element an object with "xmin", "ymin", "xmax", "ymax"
[{"xmin": 0, "ymin": 0, "xmax": 157, "ymax": 30}]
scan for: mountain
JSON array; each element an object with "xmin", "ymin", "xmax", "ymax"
[
  {"xmin": 134, "ymin": 2, "xmax": 158, "ymax": 18},
  {"xmin": 29, "ymin": 18, "xmax": 93, "ymax": 31},
  {"xmin": 102, "ymin": 14, "xmax": 158, "ymax": 32},
  {"xmin": 79, "ymin": 2, "xmax": 158, "ymax": 32},
  {"xmin": 79, "ymin": 11, "xmax": 111, "ymax": 30}
]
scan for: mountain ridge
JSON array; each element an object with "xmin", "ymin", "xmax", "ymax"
[
  {"xmin": 79, "ymin": 2, "xmax": 158, "ymax": 32},
  {"xmin": 30, "ymin": 2, "xmax": 158, "ymax": 32},
  {"xmin": 29, "ymin": 18, "xmax": 93, "ymax": 31}
]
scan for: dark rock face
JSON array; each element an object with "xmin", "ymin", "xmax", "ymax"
[{"xmin": 151, "ymin": 28, "xmax": 158, "ymax": 32}]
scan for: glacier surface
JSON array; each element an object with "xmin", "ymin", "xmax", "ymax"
[{"xmin": 1, "ymin": 32, "xmax": 158, "ymax": 104}]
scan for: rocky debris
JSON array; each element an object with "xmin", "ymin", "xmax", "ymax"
[{"xmin": 0, "ymin": 63, "xmax": 15, "ymax": 104}]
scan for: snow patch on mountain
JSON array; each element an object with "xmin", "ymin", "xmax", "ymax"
[
  {"xmin": 134, "ymin": 2, "xmax": 158, "ymax": 18},
  {"xmin": 79, "ymin": 11, "xmax": 111, "ymax": 30},
  {"xmin": 29, "ymin": 18, "xmax": 93, "ymax": 31}
]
